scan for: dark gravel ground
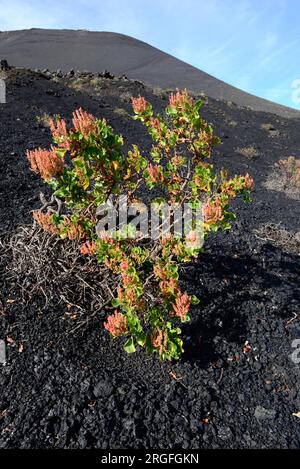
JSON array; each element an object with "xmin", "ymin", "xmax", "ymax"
[{"xmin": 0, "ymin": 68, "xmax": 300, "ymax": 449}]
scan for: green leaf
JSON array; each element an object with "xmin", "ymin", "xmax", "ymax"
[
  {"xmin": 194, "ymin": 100, "xmax": 203, "ymax": 112},
  {"xmin": 191, "ymin": 295, "xmax": 200, "ymax": 305},
  {"xmin": 224, "ymin": 211, "xmax": 236, "ymax": 221},
  {"xmin": 111, "ymin": 298, "xmax": 120, "ymax": 307},
  {"xmin": 55, "ymin": 148, "xmax": 67, "ymax": 158},
  {"xmin": 136, "ymin": 333, "xmax": 146, "ymax": 347},
  {"xmin": 210, "ymin": 224, "xmax": 219, "ymax": 232},
  {"xmin": 124, "ymin": 337, "xmax": 136, "ymax": 354},
  {"xmin": 166, "ymin": 106, "xmax": 178, "ymax": 116},
  {"xmin": 51, "ymin": 213, "xmax": 62, "ymax": 225}
]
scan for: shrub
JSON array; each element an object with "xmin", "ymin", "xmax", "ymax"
[
  {"xmin": 26, "ymin": 89, "xmax": 253, "ymax": 360},
  {"xmin": 237, "ymin": 146, "xmax": 260, "ymax": 159},
  {"xmin": 277, "ymin": 156, "xmax": 300, "ymax": 189},
  {"xmin": 264, "ymin": 155, "xmax": 300, "ymax": 200}
]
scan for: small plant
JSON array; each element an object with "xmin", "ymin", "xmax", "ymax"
[
  {"xmin": 237, "ymin": 146, "xmax": 260, "ymax": 159},
  {"xmin": 277, "ymin": 156, "xmax": 300, "ymax": 189},
  {"xmin": 36, "ymin": 112, "xmax": 52, "ymax": 128},
  {"xmin": 264, "ymin": 155, "xmax": 300, "ymax": 200},
  {"xmin": 113, "ymin": 107, "xmax": 128, "ymax": 117},
  {"xmin": 26, "ymin": 90, "xmax": 253, "ymax": 360}
]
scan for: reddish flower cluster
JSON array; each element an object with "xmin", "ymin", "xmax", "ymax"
[
  {"xmin": 120, "ymin": 259, "xmax": 130, "ymax": 271},
  {"xmin": 80, "ymin": 241, "xmax": 97, "ymax": 255},
  {"xmin": 160, "ymin": 233, "xmax": 174, "ymax": 245},
  {"xmin": 203, "ymin": 198, "xmax": 224, "ymax": 225},
  {"xmin": 148, "ymin": 164, "xmax": 164, "ymax": 183},
  {"xmin": 49, "ymin": 117, "xmax": 68, "ymax": 146},
  {"xmin": 222, "ymin": 182, "xmax": 237, "ymax": 197},
  {"xmin": 185, "ymin": 230, "xmax": 201, "ymax": 249},
  {"xmin": 169, "ymin": 88, "xmax": 193, "ymax": 110},
  {"xmin": 172, "ymin": 293, "xmax": 191, "ymax": 321},
  {"xmin": 153, "ymin": 263, "xmax": 168, "ymax": 282},
  {"xmin": 131, "ymin": 96, "xmax": 149, "ymax": 114},
  {"xmin": 32, "ymin": 211, "xmax": 60, "ymax": 234},
  {"xmin": 27, "ymin": 147, "xmax": 64, "ymax": 180},
  {"xmin": 63, "ymin": 218, "xmax": 85, "ymax": 240},
  {"xmin": 104, "ymin": 311, "xmax": 127, "ymax": 337},
  {"xmin": 120, "ymin": 259, "xmax": 131, "ymax": 285},
  {"xmin": 74, "ymin": 167, "xmax": 89, "ymax": 189},
  {"xmin": 222, "ymin": 174, "xmax": 254, "ymax": 197},
  {"xmin": 151, "ymin": 327, "xmax": 168, "ymax": 355},
  {"xmin": 98, "ymin": 231, "xmax": 115, "ymax": 244},
  {"xmin": 168, "ymin": 172, "xmax": 183, "ymax": 197},
  {"xmin": 153, "ymin": 262, "xmax": 179, "ymax": 298},
  {"xmin": 72, "ymin": 108, "xmax": 97, "ymax": 138},
  {"xmin": 150, "ymin": 117, "xmax": 161, "ymax": 131},
  {"xmin": 198, "ymin": 129, "xmax": 215, "ymax": 156},
  {"xmin": 118, "ymin": 260, "xmax": 142, "ymax": 307},
  {"xmin": 244, "ymin": 173, "xmax": 254, "ymax": 190},
  {"xmin": 160, "ymin": 278, "xmax": 179, "ymax": 297},
  {"xmin": 124, "ymin": 290, "xmax": 138, "ymax": 308}
]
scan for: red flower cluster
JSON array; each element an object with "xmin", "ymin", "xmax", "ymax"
[
  {"xmin": 72, "ymin": 108, "xmax": 97, "ymax": 138},
  {"xmin": 203, "ymin": 198, "xmax": 224, "ymax": 225},
  {"xmin": 104, "ymin": 311, "xmax": 127, "ymax": 337},
  {"xmin": 150, "ymin": 117, "xmax": 161, "ymax": 131},
  {"xmin": 153, "ymin": 261, "xmax": 181, "ymax": 299},
  {"xmin": 185, "ymin": 230, "xmax": 201, "ymax": 249},
  {"xmin": 151, "ymin": 327, "xmax": 168, "ymax": 355},
  {"xmin": 98, "ymin": 231, "xmax": 114, "ymax": 244},
  {"xmin": 80, "ymin": 241, "xmax": 97, "ymax": 255},
  {"xmin": 172, "ymin": 293, "xmax": 191, "ymax": 321},
  {"xmin": 244, "ymin": 173, "xmax": 254, "ymax": 190},
  {"xmin": 169, "ymin": 88, "xmax": 193, "ymax": 110},
  {"xmin": 160, "ymin": 278, "xmax": 179, "ymax": 297},
  {"xmin": 49, "ymin": 117, "xmax": 68, "ymax": 146},
  {"xmin": 148, "ymin": 164, "xmax": 164, "ymax": 183},
  {"xmin": 26, "ymin": 147, "xmax": 64, "ymax": 180},
  {"xmin": 32, "ymin": 211, "xmax": 60, "ymax": 234},
  {"xmin": 131, "ymin": 96, "xmax": 149, "ymax": 114},
  {"xmin": 120, "ymin": 259, "xmax": 131, "ymax": 285},
  {"xmin": 63, "ymin": 218, "xmax": 85, "ymax": 240}
]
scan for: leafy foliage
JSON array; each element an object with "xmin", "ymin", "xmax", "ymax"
[{"xmin": 26, "ymin": 90, "xmax": 253, "ymax": 360}]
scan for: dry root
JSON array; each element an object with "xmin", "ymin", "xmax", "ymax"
[
  {"xmin": 0, "ymin": 225, "xmax": 118, "ymax": 325},
  {"xmin": 254, "ymin": 223, "xmax": 300, "ymax": 255}
]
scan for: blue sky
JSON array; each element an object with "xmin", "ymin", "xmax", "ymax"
[{"xmin": 0, "ymin": 0, "xmax": 299, "ymax": 108}]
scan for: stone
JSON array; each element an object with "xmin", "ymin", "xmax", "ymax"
[
  {"xmin": 0, "ymin": 59, "xmax": 10, "ymax": 70},
  {"xmin": 254, "ymin": 406, "xmax": 276, "ymax": 421},
  {"xmin": 93, "ymin": 380, "xmax": 114, "ymax": 398},
  {"xmin": 217, "ymin": 426, "xmax": 233, "ymax": 440}
]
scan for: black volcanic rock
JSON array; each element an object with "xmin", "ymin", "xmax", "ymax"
[
  {"xmin": 0, "ymin": 59, "xmax": 10, "ymax": 70},
  {"xmin": 0, "ymin": 28, "xmax": 299, "ymax": 118}
]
